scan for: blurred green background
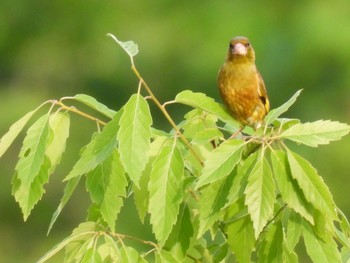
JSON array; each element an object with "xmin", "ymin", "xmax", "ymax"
[{"xmin": 1, "ymin": 1, "xmax": 350, "ymax": 262}]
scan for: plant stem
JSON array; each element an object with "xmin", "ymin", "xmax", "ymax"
[{"xmin": 131, "ymin": 65, "xmax": 203, "ymax": 166}]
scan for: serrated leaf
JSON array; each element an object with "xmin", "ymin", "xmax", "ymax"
[
  {"xmin": 265, "ymin": 89, "xmax": 302, "ymax": 125},
  {"xmin": 15, "ymin": 114, "xmax": 50, "ymax": 187},
  {"xmin": 0, "ymin": 109, "xmax": 38, "ymax": 158},
  {"xmin": 165, "ymin": 204, "xmax": 194, "ymax": 259},
  {"xmin": 287, "ymin": 151, "xmax": 337, "ymax": 220},
  {"xmin": 244, "ymin": 153, "xmax": 276, "ymax": 238},
  {"xmin": 107, "ymin": 33, "xmax": 139, "ymax": 57},
  {"xmin": 285, "ymin": 211, "xmax": 303, "ymax": 250},
  {"xmin": 258, "ymin": 222, "xmax": 284, "ymax": 263},
  {"xmin": 280, "ymin": 120, "xmax": 350, "ymax": 147},
  {"xmin": 46, "ymin": 112, "xmax": 70, "ymax": 173},
  {"xmin": 303, "ymin": 222, "xmax": 342, "ymax": 263},
  {"xmin": 12, "ymin": 156, "xmax": 51, "ymax": 220},
  {"xmin": 155, "ymin": 250, "xmax": 182, "ymax": 263},
  {"xmin": 118, "ymin": 94, "xmax": 152, "ymax": 187},
  {"xmin": 226, "ymin": 200, "xmax": 255, "ymax": 263},
  {"xmin": 225, "ymin": 152, "xmax": 258, "ymax": 209},
  {"xmin": 86, "ymin": 150, "xmax": 127, "ymax": 232},
  {"xmin": 73, "ymin": 94, "xmax": 116, "ymax": 119},
  {"xmin": 48, "ymin": 176, "xmax": 81, "ymax": 234},
  {"xmin": 65, "ymin": 109, "xmax": 121, "ymax": 181},
  {"xmin": 120, "ymin": 246, "xmax": 141, "ymax": 263},
  {"xmin": 195, "ymin": 139, "xmax": 245, "ymax": 189},
  {"xmin": 198, "ymin": 172, "xmax": 234, "ymax": 237},
  {"xmin": 133, "ymin": 137, "xmax": 168, "ymax": 223},
  {"xmin": 148, "ymin": 142, "xmax": 184, "ymax": 243},
  {"xmin": 271, "ymin": 150, "xmax": 314, "ymax": 224},
  {"xmin": 175, "ymin": 90, "xmax": 240, "ymax": 128}
]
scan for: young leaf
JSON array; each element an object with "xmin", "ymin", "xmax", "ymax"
[
  {"xmin": 175, "ymin": 90, "xmax": 241, "ymax": 128},
  {"xmin": 198, "ymin": 172, "xmax": 234, "ymax": 237},
  {"xmin": 287, "ymin": 151, "xmax": 337, "ymax": 220},
  {"xmin": 133, "ymin": 136, "xmax": 168, "ymax": 223},
  {"xmin": 280, "ymin": 120, "xmax": 350, "ymax": 147},
  {"xmin": 271, "ymin": 150, "xmax": 314, "ymax": 224},
  {"xmin": 195, "ymin": 139, "xmax": 245, "ymax": 189},
  {"xmin": 12, "ymin": 156, "xmax": 51, "ymax": 220},
  {"xmin": 46, "ymin": 112, "xmax": 70, "ymax": 173},
  {"xmin": 64, "ymin": 109, "xmax": 121, "ymax": 181},
  {"xmin": 15, "ymin": 114, "xmax": 50, "ymax": 187},
  {"xmin": 148, "ymin": 141, "xmax": 184, "ymax": 244},
  {"xmin": 265, "ymin": 89, "xmax": 302, "ymax": 125},
  {"xmin": 117, "ymin": 94, "xmax": 152, "ymax": 187},
  {"xmin": 303, "ymin": 222, "xmax": 342, "ymax": 263},
  {"xmin": 73, "ymin": 94, "xmax": 116, "ymax": 119},
  {"xmin": 244, "ymin": 153, "xmax": 276, "ymax": 238},
  {"xmin": 0, "ymin": 109, "xmax": 38, "ymax": 158},
  {"xmin": 107, "ymin": 33, "xmax": 139, "ymax": 58},
  {"xmin": 87, "ymin": 150, "xmax": 127, "ymax": 232},
  {"xmin": 226, "ymin": 200, "xmax": 255, "ymax": 263}
]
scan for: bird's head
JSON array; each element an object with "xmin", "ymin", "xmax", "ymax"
[{"xmin": 226, "ymin": 36, "xmax": 255, "ymax": 63}]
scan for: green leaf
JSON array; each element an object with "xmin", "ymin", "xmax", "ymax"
[
  {"xmin": 65, "ymin": 109, "xmax": 121, "ymax": 181},
  {"xmin": 39, "ymin": 222, "xmax": 98, "ymax": 263},
  {"xmin": 155, "ymin": 250, "xmax": 182, "ymax": 263},
  {"xmin": 198, "ymin": 172, "xmax": 234, "ymax": 237},
  {"xmin": 285, "ymin": 211, "xmax": 303, "ymax": 250},
  {"xmin": 303, "ymin": 222, "xmax": 342, "ymax": 263},
  {"xmin": 271, "ymin": 150, "xmax": 314, "ymax": 224},
  {"xmin": 280, "ymin": 120, "xmax": 350, "ymax": 147},
  {"xmin": 15, "ymin": 114, "xmax": 50, "ymax": 187},
  {"xmin": 165, "ymin": 204, "xmax": 194, "ymax": 259},
  {"xmin": 175, "ymin": 90, "xmax": 240, "ymax": 128},
  {"xmin": 133, "ymin": 137, "xmax": 168, "ymax": 223},
  {"xmin": 287, "ymin": 151, "xmax": 337, "ymax": 220},
  {"xmin": 64, "ymin": 222, "xmax": 100, "ymax": 263},
  {"xmin": 48, "ymin": 176, "xmax": 81, "ymax": 234},
  {"xmin": 148, "ymin": 141, "xmax": 184, "ymax": 243},
  {"xmin": 12, "ymin": 156, "xmax": 51, "ymax": 220},
  {"xmin": 226, "ymin": 200, "xmax": 255, "ymax": 263},
  {"xmin": 86, "ymin": 150, "xmax": 127, "ymax": 232},
  {"xmin": 265, "ymin": 89, "xmax": 302, "ymax": 125},
  {"xmin": 107, "ymin": 33, "xmax": 139, "ymax": 57},
  {"xmin": 118, "ymin": 94, "xmax": 152, "ymax": 187},
  {"xmin": 244, "ymin": 153, "xmax": 276, "ymax": 238},
  {"xmin": 73, "ymin": 94, "xmax": 116, "ymax": 119},
  {"xmin": 0, "ymin": 109, "xmax": 38, "ymax": 158},
  {"xmin": 46, "ymin": 112, "xmax": 70, "ymax": 173},
  {"xmin": 120, "ymin": 246, "xmax": 141, "ymax": 263},
  {"xmin": 195, "ymin": 139, "xmax": 245, "ymax": 189},
  {"xmin": 225, "ymin": 152, "xmax": 258, "ymax": 209},
  {"xmin": 258, "ymin": 222, "xmax": 284, "ymax": 263}
]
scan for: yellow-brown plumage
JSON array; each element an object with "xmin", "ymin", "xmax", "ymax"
[{"xmin": 218, "ymin": 36, "xmax": 269, "ymax": 129}]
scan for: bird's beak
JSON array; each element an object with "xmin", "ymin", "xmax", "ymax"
[{"xmin": 231, "ymin": 43, "xmax": 247, "ymax": 56}]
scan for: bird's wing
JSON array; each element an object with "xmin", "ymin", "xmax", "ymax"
[{"xmin": 257, "ymin": 72, "xmax": 270, "ymax": 113}]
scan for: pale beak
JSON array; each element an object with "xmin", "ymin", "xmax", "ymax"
[{"xmin": 231, "ymin": 43, "xmax": 247, "ymax": 55}]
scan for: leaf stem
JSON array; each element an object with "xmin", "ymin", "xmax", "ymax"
[
  {"xmin": 130, "ymin": 65, "xmax": 203, "ymax": 165},
  {"xmin": 53, "ymin": 100, "xmax": 107, "ymax": 126}
]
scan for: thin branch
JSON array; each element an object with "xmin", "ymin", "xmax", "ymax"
[{"xmin": 130, "ymin": 65, "xmax": 203, "ymax": 166}]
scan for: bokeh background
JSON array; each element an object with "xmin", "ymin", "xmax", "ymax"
[{"xmin": 1, "ymin": 1, "xmax": 350, "ymax": 262}]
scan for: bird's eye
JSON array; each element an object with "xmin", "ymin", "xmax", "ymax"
[
  {"xmin": 229, "ymin": 43, "xmax": 234, "ymax": 49},
  {"xmin": 244, "ymin": 42, "xmax": 250, "ymax": 47}
]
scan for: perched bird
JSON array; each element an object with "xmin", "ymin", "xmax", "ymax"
[{"xmin": 217, "ymin": 36, "xmax": 270, "ymax": 129}]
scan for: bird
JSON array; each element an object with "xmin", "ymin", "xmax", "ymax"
[{"xmin": 217, "ymin": 36, "xmax": 270, "ymax": 130}]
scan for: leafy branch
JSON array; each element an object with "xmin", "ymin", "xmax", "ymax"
[{"xmin": 1, "ymin": 34, "xmax": 350, "ymax": 262}]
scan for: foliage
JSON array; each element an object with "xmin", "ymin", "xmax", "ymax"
[{"xmin": 1, "ymin": 34, "xmax": 350, "ymax": 263}]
